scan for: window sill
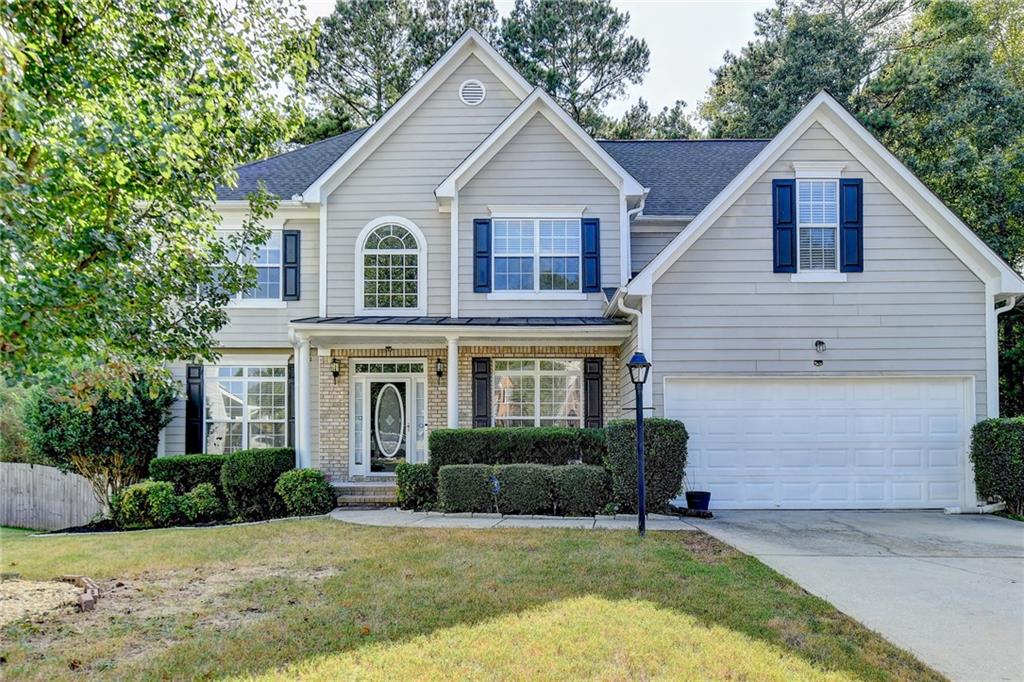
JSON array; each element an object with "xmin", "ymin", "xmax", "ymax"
[
  {"xmin": 227, "ymin": 300, "xmax": 288, "ymax": 309},
  {"xmin": 486, "ymin": 292, "xmax": 590, "ymax": 301},
  {"xmin": 790, "ymin": 272, "xmax": 847, "ymax": 283},
  {"xmin": 356, "ymin": 308, "xmax": 428, "ymax": 316}
]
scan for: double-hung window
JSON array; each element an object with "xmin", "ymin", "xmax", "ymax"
[
  {"xmin": 493, "ymin": 219, "xmax": 581, "ymax": 292},
  {"xmin": 796, "ymin": 180, "xmax": 839, "ymax": 271},
  {"xmin": 204, "ymin": 365, "xmax": 287, "ymax": 453},
  {"xmin": 217, "ymin": 231, "xmax": 284, "ymax": 303},
  {"xmin": 492, "ymin": 359, "xmax": 583, "ymax": 427}
]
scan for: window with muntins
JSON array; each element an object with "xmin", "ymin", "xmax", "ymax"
[
  {"xmin": 362, "ymin": 224, "xmax": 420, "ymax": 310},
  {"xmin": 797, "ymin": 180, "xmax": 839, "ymax": 271},
  {"xmin": 493, "ymin": 218, "xmax": 581, "ymax": 292},
  {"xmin": 492, "ymin": 359, "xmax": 582, "ymax": 427},
  {"xmin": 204, "ymin": 366, "xmax": 287, "ymax": 454}
]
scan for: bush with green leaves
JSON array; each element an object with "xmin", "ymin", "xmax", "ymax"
[
  {"xmin": 437, "ymin": 464, "xmax": 494, "ymax": 513},
  {"xmin": 112, "ymin": 480, "xmax": 180, "ymax": 529},
  {"xmin": 494, "ymin": 464, "xmax": 554, "ymax": 515},
  {"xmin": 970, "ymin": 417, "xmax": 1024, "ymax": 515},
  {"xmin": 150, "ymin": 454, "xmax": 227, "ymax": 495},
  {"xmin": 552, "ymin": 465, "xmax": 611, "ymax": 516},
  {"xmin": 428, "ymin": 427, "xmax": 605, "ymax": 473},
  {"xmin": 180, "ymin": 483, "xmax": 225, "ymax": 523},
  {"xmin": 274, "ymin": 469, "xmax": 336, "ymax": 516},
  {"xmin": 604, "ymin": 418, "xmax": 688, "ymax": 513},
  {"xmin": 395, "ymin": 461, "xmax": 436, "ymax": 510},
  {"xmin": 220, "ymin": 448, "xmax": 295, "ymax": 520}
]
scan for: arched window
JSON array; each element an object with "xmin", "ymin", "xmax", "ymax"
[{"xmin": 357, "ymin": 217, "xmax": 426, "ymax": 314}]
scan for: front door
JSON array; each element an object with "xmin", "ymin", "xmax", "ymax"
[
  {"xmin": 350, "ymin": 362, "xmax": 427, "ymax": 477},
  {"xmin": 370, "ymin": 380, "xmax": 407, "ymax": 474}
]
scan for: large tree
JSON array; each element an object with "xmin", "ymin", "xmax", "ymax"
[
  {"xmin": 499, "ymin": 0, "xmax": 649, "ymax": 132},
  {"xmin": 0, "ymin": 0, "xmax": 315, "ymax": 382},
  {"xmin": 598, "ymin": 100, "xmax": 699, "ymax": 140}
]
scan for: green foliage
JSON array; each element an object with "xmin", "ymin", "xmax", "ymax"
[
  {"xmin": 395, "ymin": 461, "xmax": 437, "ymax": 510},
  {"xmin": 500, "ymin": 0, "xmax": 649, "ymax": 131},
  {"xmin": 0, "ymin": 0, "xmax": 316, "ymax": 378},
  {"xmin": 220, "ymin": 448, "xmax": 295, "ymax": 521},
  {"xmin": 437, "ymin": 464, "xmax": 494, "ymax": 513},
  {"xmin": 970, "ymin": 417, "xmax": 1024, "ymax": 515},
  {"xmin": 599, "ymin": 99, "xmax": 698, "ymax": 140},
  {"xmin": 604, "ymin": 419, "xmax": 688, "ymax": 513},
  {"xmin": 428, "ymin": 427, "xmax": 605, "ymax": 473},
  {"xmin": 0, "ymin": 383, "xmax": 41, "ymax": 464},
  {"xmin": 181, "ymin": 483, "xmax": 225, "ymax": 524},
  {"xmin": 149, "ymin": 455, "xmax": 227, "ymax": 495},
  {"xmin": 411, "ymin": 0, "xmax": 500, "ymax": 70},
  {"xmin": 274, "ymin": 469, "xmax": 336, "ymax": 517},
  {"xmin": 494, "ymin": 464, "xmax": 554, "ymax": 515},
  {"xmin": 1000, "ymin": 307, "xmax": 1024, "ymax": 417},
  {"xmin": 112, "ymin": 480, "xmax": 180, "ymax": 529},
  {"xmin": 24, "ymin": 367, "xmax": 176, "ymax": 509},
  {"xmin": 552, "ymin": 465, "xmax": 611, "ymax": 516}
]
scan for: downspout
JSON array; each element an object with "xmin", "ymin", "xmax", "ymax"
[{"xmin": 617, "ymin": 296, "xmax": 644, "ymax": 354}]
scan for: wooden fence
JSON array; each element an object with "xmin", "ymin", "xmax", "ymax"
[{"xmin": 0, "ymin": 462, "xmax": 104, "ymax": 531}]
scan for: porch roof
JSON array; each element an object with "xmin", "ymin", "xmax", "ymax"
[{"xmin": 290, "ymin": 316, "xmax": 628, "ymax": 327}]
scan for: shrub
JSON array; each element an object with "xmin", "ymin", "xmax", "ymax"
[
  {"xmin": 428, "ymin": 427, "xmax": 605, "ymax": 473},
  {"xmin": 113, "ymin": 480, "xmax": 180, "ymax": 529},
  {"xmin": 437, "ymin": 464, "xmax": 494, "ymax": 513},
  {"xmin": 970, "ymin": 417, "xmax": 1024, "ymax": 515},
  {"xmin": 220, "ymin": 448, "xmax": 295, "ymax": 520},
  {"xmin": 181, "ymin": 483, "xmax": 225, "ymax": 523},
  {"xmin": 604, "ymin": 418, "xmax": 688, "ymax": 513},
  {"xmin": 150, "ymin": 454, "xmax": 227, "ymax": 495},
  {"xmin": 275, "ymin": 469, "xmax": 336, "ymax": 516},
  {"xmin": 395, "ymin": 461, "xmax": 436, "ymax": 510},
  {"xmin": 552, "ymin": 465, "xmax": 611, "ymax": 516},
  {"xmin": 494, "ymin": 464, "xmax": 554, "ymax": 515}
]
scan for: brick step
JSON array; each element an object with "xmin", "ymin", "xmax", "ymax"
[
  {"xmin": 335, "ymin": 494, "xmax": 397, "ymax": 507},
  {"xmin": 335, "ymin": 481, "xmax": 397, "ymax": 507}
]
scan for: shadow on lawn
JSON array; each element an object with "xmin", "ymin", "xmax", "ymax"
[{"xmin": 109, "ymin": 522, "xmax": 940, "ymax": 682}]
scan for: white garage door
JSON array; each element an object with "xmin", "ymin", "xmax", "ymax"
[{"xmin": 664, "ymin": 377, "xmax": 971, "ymax": 509}]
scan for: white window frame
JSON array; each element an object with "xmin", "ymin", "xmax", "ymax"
[
  {"xmin": 490, "ymin": 217, "xmax": 585, "ymax": 298},
  {"xmin": 795, "ymin": 178, "xmax": 841, "ymax": 275},
  {"xmin": 203, "ymin": 362, "xmax": 289, "ymax": 454},
  {"xmin": 492, "ymin": 359, "xmax": 584, "ymax": 428},
  {"xmin": 355, "ymin": 216, "xmax": 428, "ymax": 316},
  {"xmin": 219, "ymin": 229, "xmax": 288, "ymax": 309}
]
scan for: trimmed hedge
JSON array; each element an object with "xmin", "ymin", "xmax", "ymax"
[
  {"xmin": 494, "ymin": 464, "xmax": 553, "ymax": 515},
  {"xmin": 437, "ymin": 464, "xmax": 494, "ymax": 513},
  {"xmin": 220, "ymin": 448, "xmax": 295, "ymax": 520},
  {"xmin": 150, "ymin": 454, "xmax": 227, "ymax": 495},
  {"xmin": 275, "ymin": 469, "xmax": 336, "ymax": 516},
  {"xmin": 605, "ymin": 418, "xmax": 688, "ymax": 513},
  {"xmin": 552, "ymin": 465, "xmax": 611, "ymax": 516},
  {"xmin": 180, "ymin": 483, "xmax": 225, "ymax": 523},
  {"xmin": 970, "ymin": 417, "xmax": 1024, "ymax": 515},
  {"xmin": 113, "ymin": 480, "xmax": 180, "ymax": 529},
  {"xmin": 395, "ymin": 462, "xmax": 436, "ymax": 510},
  {"xmin": 428, "ymin": 427, "xmax": 605, "ymax": 473}
]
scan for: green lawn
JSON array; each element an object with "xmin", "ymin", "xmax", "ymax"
[{"xmin": 0, "ymin": 521, "xmax": 940, "ymax": 681}]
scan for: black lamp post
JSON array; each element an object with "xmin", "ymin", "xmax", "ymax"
[{"xmin": 627, "ymin": 352, "xmax": 651, "ymax": 536}]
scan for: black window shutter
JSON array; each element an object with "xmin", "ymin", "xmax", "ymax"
[
  {"xmin": 583, "ymin": 357, "xmax": 604, "ymax": 428},
  {"xmin": 473, "ymin": 219, "xmax": 492, "ymax": 293},
  {"xmin": 282, "ymin": 229, "xmax": 300, "ymax": 300},
  {"xmin": 287, "ymin": 362, "xmax": 295, "ymax": 447},
  {"xmin": 185, "ymin": 364, "xmax": 204, "ymax": 454},
  {"xmin": 772, "ymin": 179, "xmax": 797, "ymax": 273},
  {"xmin": 839, "ymin": 178, "xmax": 864, "ymax": 273},
  {"xmin": 581, "ymin": 217, "xmax": 601, "ymax": 292},
  {"xmin": 471, "ymin": 357, "xmax": 491, "ymax": 427}
]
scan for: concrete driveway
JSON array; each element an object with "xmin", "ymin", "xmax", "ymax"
[{"xmin": 689, "ymin": 511, "xmax": 1024, "ymax": 682}]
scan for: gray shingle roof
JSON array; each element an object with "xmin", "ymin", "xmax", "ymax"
[
  {"xmin": 598, "ymin": 139, "xmax": 770, "ymax": 216},
  {"xmin": 216, "ymin": 128, "xmax": 769, "ymax": 217}
]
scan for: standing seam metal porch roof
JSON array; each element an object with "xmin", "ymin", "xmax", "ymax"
[{"xmin": 290, "ymin": 316, "xmax": 628, "ymax": 327}]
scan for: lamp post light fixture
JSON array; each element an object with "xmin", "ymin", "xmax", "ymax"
[{"xmin": 627, "ymin": 352, "xmax": 651, "ymax": 537}]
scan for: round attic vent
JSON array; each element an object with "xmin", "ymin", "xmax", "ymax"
[{"xmin": 459, "ymin": 79, "xmax": 486, "ymax": 106}]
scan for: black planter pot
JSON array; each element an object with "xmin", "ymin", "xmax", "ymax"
[{"xmin": 685, "ymin": 491, "xmax": 711, "ymax": 511}]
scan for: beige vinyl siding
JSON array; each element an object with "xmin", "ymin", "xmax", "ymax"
[
  {"xmin": 649, "ymin": 122, "xmax": 988, "ymax": 419},
  {"xmin": 160, "ymin": 362, "xmax": 188, "ymax": 455},
  {"xmin": 459, "ymin": 112, "xmax": 621, "ymax": 316},
  {"xmin": 324, "ymin": 56, "xmax": 521, "ymax": 316},
  {"xmin": 618, "ymin": 313, "xmax": 640, "ymax": 416},
  {"xmin": 631, "ymin": 230, "xmax": 679, "ymax": 275},
  {"xmin": 215, "ymin": 219, "xmax": 319, "ymax": 347}
]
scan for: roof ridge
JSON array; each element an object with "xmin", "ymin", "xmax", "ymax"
[
  {"xmin": 597, "ymin": 138, "xmax": 772, "ymax": 143},
  {"xmin": 234, "ymin": 127, "xmax": 369, "ymax": 171}
]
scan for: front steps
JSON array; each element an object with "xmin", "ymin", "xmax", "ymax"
[{"xmin": 334, "ymin": 480, "xmax": 397, "ymax": 507}]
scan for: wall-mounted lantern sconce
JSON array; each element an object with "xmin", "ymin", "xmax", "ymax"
[
  {"xmin": 435, "ymin": 358, "xmax": 445, "ymax": 387},
  {"xmin": 330, "ymin": 357, "xmax": 341, "ymax": 383},
  {"xmin": 814, "ymin": 339, "xmax": 827, "ymax": 353}
]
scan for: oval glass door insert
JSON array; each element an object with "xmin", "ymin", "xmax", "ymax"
[{"xmin": 374, "ymin": 383, "xmax": 405, "ymax": 458}]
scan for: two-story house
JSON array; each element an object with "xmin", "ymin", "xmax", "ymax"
[{"xmin": 159, "ymin": 30, "xmax": 1024, "ymax": 510}]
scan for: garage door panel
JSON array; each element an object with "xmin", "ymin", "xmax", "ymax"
[{"xmin": 665, "ymin": 377, "xmax": 969, "ymax": 509}]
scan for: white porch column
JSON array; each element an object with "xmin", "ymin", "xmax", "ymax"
[
  {"xmin": 446, "ymin": 335, "xmax": 459, "ymax": 427},
  {"xmin": 295, "ymin": 335, "xmax": 312, "ymax": 468}
]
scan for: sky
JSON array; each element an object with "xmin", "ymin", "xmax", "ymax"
[{"xmin": 302, "ymin": 0, "xmax": 773, "ymax": 118}]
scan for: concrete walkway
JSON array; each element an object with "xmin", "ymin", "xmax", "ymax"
[
  {"xmin": 330, "ymin": 507, "xmax": 697, "ymax": 531},
  {"xmin": 689, "ymin": 511, "xmax": 1024, "ymax": 682}
]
